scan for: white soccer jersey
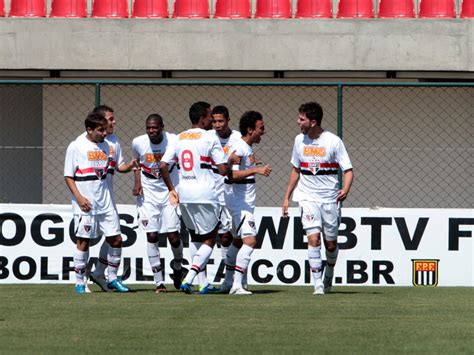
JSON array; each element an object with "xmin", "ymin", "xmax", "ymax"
[
  {"xmin": 224, "ymin": 138, "xmax": 257, "ymax": 212},
  {"xmin": 105, "ymin": 134, "xmax": 125, "ymax": 192},
  {"xmin": 132, "ymin": 132, "xmax": 179, "ymax": 205},
  {"xmin": 291, "ymin": 131, "xmax": 352, "ymax": 203},
  {"xmin": 64, "ymin": 134, "xmax": 116, "ymax": 215},
  {"xmin": 79, "ymin": 132, "xmax": 124, "ymax": 192},
  {"xmin": 213, "ymin": 130, "xmax": 242, "ymax": 205},
  {"xmin": 161, "ymin": 128, "xmax": 226, "ymax": 204}
]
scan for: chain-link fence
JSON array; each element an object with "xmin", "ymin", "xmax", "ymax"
[{"xmin": 0, "ymin": 81, "xmax": 472, "ymax": 208}]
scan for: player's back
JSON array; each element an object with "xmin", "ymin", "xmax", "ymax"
[{"xmin": 174, "ymin": 128, "xmax": 225, "ymax": 204}]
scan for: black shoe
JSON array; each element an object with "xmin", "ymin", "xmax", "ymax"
[
  {"xmin": 171, "ymin": 262, "xmax": 188, "ymax": 290},
  {"xmin": 155, "ymin": 284, "xmax": 167, "ymax": 294}
]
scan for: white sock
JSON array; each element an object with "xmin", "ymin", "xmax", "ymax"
[
  {"xmin": 233, "ymin": 245, "xmax": 254, "ymax": 289},
  {"xmin": 224, "ymin": 244, "xmax": 239, "ymax": 286},
  {"xmin": 189, "ymin": 241, "xmax": 208, "ymax": 287},
  {"xmin": 184, "ymin": 244, "xmax": 213, "ymax": 285},
  {"xmin": 308, "ymin": 245, "xmax": 323, "ymax": 287},
  {"xmin": 93, "ymin": 240, "xmax": 109, "ymax": 277},
  {"xmin": 73, "ymin": 248, "xmax": 88, "ymax": 285},
  {"xmin": 147, "ymin": 242, "xmax": 163, "ymax": 286},
  {"xmin": 221, "ymin": 245, "xmax": 228, "ymax": 261},
  {"xmin": 325, "ymin": 246, "xmax": 339, "ymax": 279},
  {"xmin": 171, "ymin": 239, "xmax": 183, "ymax": 270},
  {"xmin": 107, "ymin": 247, "xmax": 121, "ymax": 282}
]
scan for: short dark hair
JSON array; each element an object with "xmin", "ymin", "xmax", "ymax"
[
  {"xmin": 146, "ymin": 113, "xmax": 163, "ymax": 126},
  {"xmin": 299, "ymin": 102, "xmax": 323, "ymax": 126},
  {"xmin": 93, "ymin": 105, "xmax": 114, "ymax": 117},
  {"xmin": 212, "ymin": 105, "xmax": 229, "ymax": 119},
  {"xmin": 189, "ymin": 101, "xmax": 211, "ymax": 124},
  {"xmin": 85, "ymin": 113, "xmax": 107, "ymax": 130},
  {"xmin": 239, "ymin": 111, "xmax": 263, "ymax": 136}
]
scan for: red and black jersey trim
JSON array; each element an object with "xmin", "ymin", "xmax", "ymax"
[
  {"xmin": 224, "ymin": 178, "xmax": 256, "ymax": 184},
  {"xmin": 300, "ymin": 162, "xmax": 339, "ymax": 176},
  {"xmin": 200, "ymin": 156, "xmax": 218, "ymax": 172},
  {"xmin": 74, "ymin": 167, "xmax": 115, "ymax": 181}
]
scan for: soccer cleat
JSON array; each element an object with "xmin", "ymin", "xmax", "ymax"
[
  {"xmin": 323, "ymin": 276, "xmax": 333, "ymax": 294},
  {"xmin": 180, "ymin": 282, "xmax": 194, "ymax": 294},
  {"xmin": 313, "ymin": 286, "xmax": 325, "ymax": 295},
  {"xmin": 155, "ymin": 284, "xmax": 167, "ymax": 294},
  {"xmin": 199, "ymin": 284, "xmax": 220, "ymax": 295},
  {"xmin": 90, "ymin": 273, "xmax": 112, "ymax": 292},
  {"xmin": 229, "ymin": 287, "xmax": 253, "ymax": 295},
  {"xmin": 171, "ymin": 265, "xmax": 188, "ymax": 290},
  {"xmin": 75, "ymin": 284, "xmax": 86, "ymax": 294},
  {"xmin": 107, "ymin": 279, "xmax": 130, "ymax": 293}
]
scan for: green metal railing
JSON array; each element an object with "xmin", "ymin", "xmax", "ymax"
[{"xmin": 1, "ymin": 80, "xmax": 472, "ymax": 208}]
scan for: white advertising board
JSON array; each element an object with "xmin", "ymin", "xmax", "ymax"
[{"xmin": 0, "ymin": 204, "xmax": 472, "ymax": 286}]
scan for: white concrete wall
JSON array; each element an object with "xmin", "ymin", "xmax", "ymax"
[{"xmin": 0, "ymin": 18, "xmax": 473, "ymax": 72}]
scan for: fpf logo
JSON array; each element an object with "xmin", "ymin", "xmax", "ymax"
[{"xmin": 412, "ymin": 259, "xmax": 439, "ymax": 287}]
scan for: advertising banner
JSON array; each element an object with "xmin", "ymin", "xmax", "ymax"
[{"xmin": 1, "ymin": 204, "xmax": 472, "ymax": 286}]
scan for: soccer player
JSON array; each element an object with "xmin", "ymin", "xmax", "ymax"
[
  {"xmin": 211, "ymin": 106, "xmax": 242, "ymax": 292},
  {"xmin": 282, "ymin": 102, "xmax": 354, "ymax": 295},
  {"xmin": 131, "ymin": 114, "xmax": 184, "ymax": 293},
  {"xmin": 64, "ymin": 113, "xmax": 134, "ymax": 294},
  {"xmin": 225, "ymin": 111, "xmax": 272, "ymax": 295},
  {"xmin": 160, "ymin": 101, "xmax": 227, "ymax": 294},
  {"xmin": 88, "ymin": 105, "xmax": 135, "ymax": 292}
]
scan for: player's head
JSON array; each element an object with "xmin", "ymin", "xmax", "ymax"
[
  {"xmin": 146, "ymin": 114, "xmax": 164, "ymax": 144},
  {"xmin": 239, "ymin": 111, "xmax": 265, "ymax": 144},
  {"xmin": 298, "ymin": 102, "xmax": 323, "ymax": 131},
  {"xmin": 189, "ymin": 101, "xmax": 212, "ymax": 130},
  {"xmin": 93, "ymin": 105, "xmax": 115, "ymax": 135},
  {"xmin": 85, "ymin": 113, "xmax": 107, "ymax": 143},
  {"xmin": 212, "ymin": 105, "xmax": 230, "ymax": 135}
]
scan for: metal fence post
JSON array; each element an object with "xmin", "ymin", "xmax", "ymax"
[{"xmin": 95, "ymin": 83, "xmax": 101, "ymax": 107}]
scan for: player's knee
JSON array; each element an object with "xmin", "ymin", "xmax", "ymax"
[
  {"xmin": 167, "ymin": 232, "xmax": 181, "ymax": 247},
  {"xmin": 220, "ymin": 233, "xmax": 233, "ymax": 247},
  {"xmin": 106, "ymin": 235, "xmax": 122, "ymax": 248},
  {"xmin": 147, "ymin": 232, "xmax": 159, "ymax": 244}
]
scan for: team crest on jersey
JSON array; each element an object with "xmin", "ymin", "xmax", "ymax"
[
  {"xmin": 248, "ymin": 220, "xmax": 255, "ymax": 229},
  {"xmin": 308, "ymin": 161, "xmax": 320, "ymax": 174},
  {"xmin": 95, "ymin": 168, "xmax": 105, "ymax": 178},
  {"xmin": 412, "ymin": 259, "xmax": 439, "ymax": 287},
  {"xmin": 142, "ymin": 219, "xmax": 149, "ymax": 227},
  {"xmin": 151, "ymin": 167, "xmax": 161, "ymax": 178},
  {"xmin": 84, "ymin": 225, "xmax": 91, "ymax": 233}
]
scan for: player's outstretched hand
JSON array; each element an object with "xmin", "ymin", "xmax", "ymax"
[
  {"xmin": 169, "ymin": 190, "xmax": 179, "ymax": 206},
  {"xmin": 257, "ymin": 164, "xmax": 272, "ymax": 177}
]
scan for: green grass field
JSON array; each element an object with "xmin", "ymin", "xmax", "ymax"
[{"xmin": 1, "ymin": 284, "xmax": 473, "ymax": 354}]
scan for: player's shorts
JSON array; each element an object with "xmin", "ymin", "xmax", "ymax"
[
  {"xmin": 137, "ymin": 201, "xmax": 180, "ymax": 234},
  {"xmin": 230, "ymin": 209, "xmax": 257, "ymax": 239},
  {"xmin": 218, "ymin": 205, "xmax": 232, "ymax": 234},
  {"xmin": 73, "ymin": 209, "xmax": 121, "ymax": 239},
  {"xmin": 298, "ymin": 201, "xmax": 341, "ymax": 241},
  {"xmin": 180, "ymin": 203, "xmax": 221, "ymax": 235}
]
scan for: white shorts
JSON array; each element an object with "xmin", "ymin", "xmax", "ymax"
[
  {"xmin": 218, "ymin": 205, "xmax": 232, "ymax": 234},
  {"xmin": 299, "ymin": 201, "xmax": 341, "ymax": 241},
  {"xmin": 180, "ymin": 203, "xmax": 221, "ymax": 235},
  {"xmin": 73, "ymin": 209, "xmax": 121, "ymax": 239},
  {"xmin": 231, "ymin": 210, "xmax": 257, "ymax": 239},
  {"xmin": 137, "ymin": 201, "xmax": 180, "ymax": 234}
]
